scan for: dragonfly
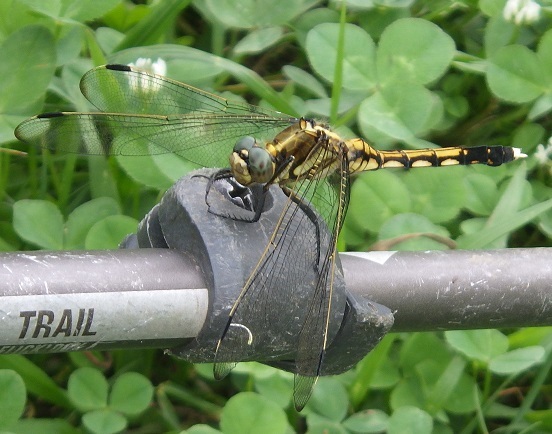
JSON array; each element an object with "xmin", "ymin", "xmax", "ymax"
[{"xmin": 15, "ymin": 64, "xmax": 525, "ymax": 410}]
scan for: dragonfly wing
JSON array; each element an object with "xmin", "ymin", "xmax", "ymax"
[
  {"xmin": 292, "ymin": 152, "xmax": 350, "ymax": 411},
  {"xmin": 213, "ymin": 137, "xmax": 350, "ymax": 411},
  {"xmin": 15, "ymin": 112, "xmax": 295, "ymax": 168},
  {"xmin": 16, "ymin": 64, "xmax": 297, "ymax": 167},
  {"xmin": 80, "ymin": 64, "xmax": 292, "ymax": 119},
  {"xmin": 213, "ymin": 187, "xmax": 324, "ymax": 373}
]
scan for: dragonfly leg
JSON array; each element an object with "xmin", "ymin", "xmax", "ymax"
[
  {"xmin": 204, "ymin": 169, "xmax": 267, "ymax": 222},
  {"xmin": 263, "ymin": 154, "xmax": 295, "ymax": 191},
  {"xmin": 204, "ymin": 168, "xmax": 232, "ymax": 204}
]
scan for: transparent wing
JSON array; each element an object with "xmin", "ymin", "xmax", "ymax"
[
  {"xmin": 15, "ymin": 64, "xmax": 297, "ymax": 169},
  {"xmin": 293, "ymin": 162, "xmax": 350, "ymax": 411},
  {"xmin": 80, "ymin": 64, "xmax": 287, "ymax": 118},
  {"xmin": 213, "ymin": 137, "xmax": 350, "ymax": 411},
  {"xmin": 15, "ymin": 112, "xmax": 295, "ymax": 169},
  {"xmin": 213, "ymin": 187, "xmax": 324, "ymax": 374}
]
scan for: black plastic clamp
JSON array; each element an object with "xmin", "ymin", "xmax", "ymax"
[{"xmin": 122, "ymin": 169, "xmax": 394, "ymax": 375}]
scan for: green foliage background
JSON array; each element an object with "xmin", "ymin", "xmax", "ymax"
[{"xmin": 1, "ymin": 0, "xmax": 552, "ymax": 433}]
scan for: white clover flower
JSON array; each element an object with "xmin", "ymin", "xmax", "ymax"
[
  {"xmin": 129, "ymin": 57, "xmax": 167, "ymax": 75},
  {"xmin": 535, "ymin": 139, "xmax": 552, "ymax": 165},
  {"xmin": 503, "ymin": 0, "xmax": 541, "ymax": 25},
  {"xmin": 127, "ymin": 58, "xmax": 167, "ymax": 92}
]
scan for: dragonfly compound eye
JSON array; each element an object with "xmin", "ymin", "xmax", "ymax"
[
  {"xmin": 234, "ymin": 136, "xmax": 257, "ymax": 153},
  {"xmin": 248, "ymin": 147, "xmax": 274, "ymax": 183}
]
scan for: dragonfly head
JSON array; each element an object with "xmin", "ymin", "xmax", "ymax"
[{"xmin": 230, "ymin": 136, "xmax": 274, "ymax": 185}]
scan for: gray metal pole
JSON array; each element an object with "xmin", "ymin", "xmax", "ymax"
[
  {"xmin": 0, "ymin": 249, "xmax": 207, "ymax": 354},
  {"xmin": 1, "ymin": 247, "xmax": 551, "ymax": 356},
  {"xmin": 340, "ymin": 249, "xmax": 552, "ymax": 332}
]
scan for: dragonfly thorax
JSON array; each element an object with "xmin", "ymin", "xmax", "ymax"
[{"xmin": 230, "ymin": 136, "xmax": 275, "ymax": 185}]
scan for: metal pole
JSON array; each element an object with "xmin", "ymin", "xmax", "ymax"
[
  {"xmin": 1, "ymin": 247, "xmax": 551, "ymax": 356},
  {"xmin": 0, "ymin": 249, "xmax": 207, "ymax": 354},
  {"xmin": 341, "ymin": 249, "xmax": 552, "ymax": 332}
]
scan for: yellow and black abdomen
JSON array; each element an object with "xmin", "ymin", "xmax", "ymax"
[{"xmin": 345, "ymin": 138, "xmax": 524, "ymax": 174}]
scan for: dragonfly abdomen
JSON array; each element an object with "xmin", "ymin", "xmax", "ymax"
[{"xmin": 345, "ymin": 138, "xmax": 525, "ymax": 173}]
